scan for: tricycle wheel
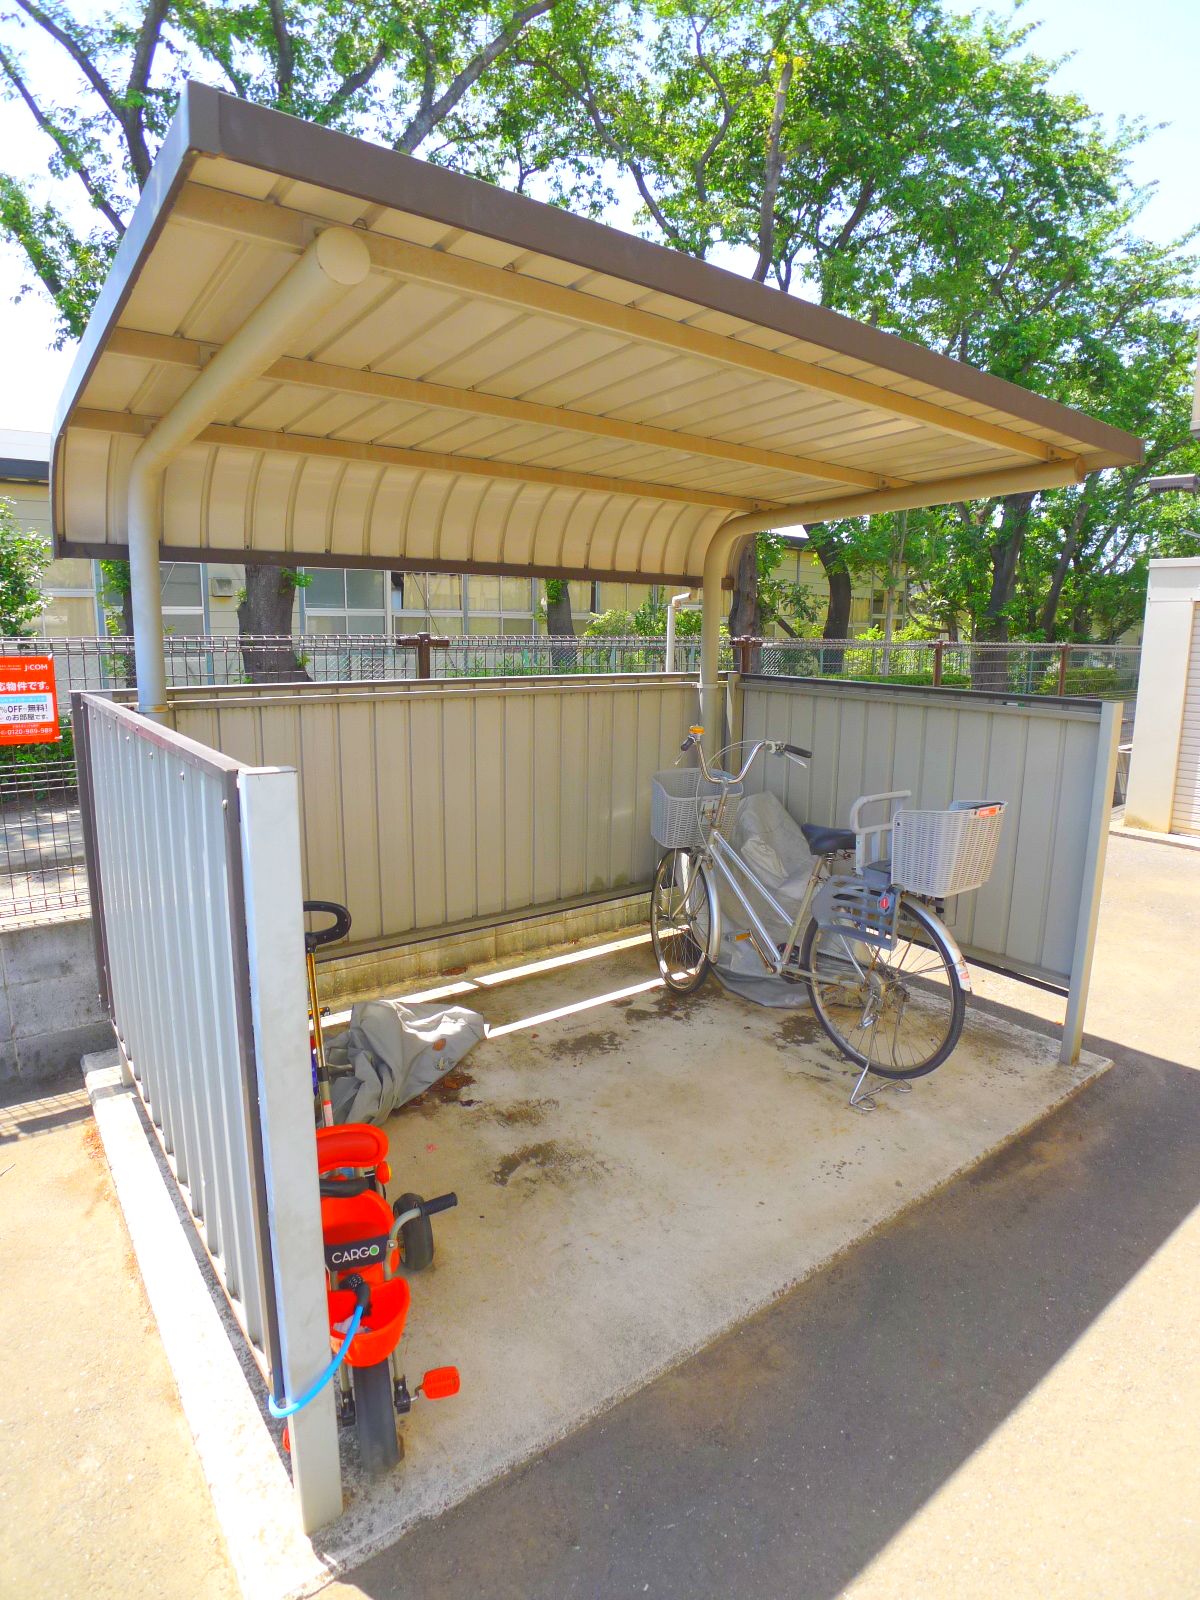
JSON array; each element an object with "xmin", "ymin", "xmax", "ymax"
[
  {"xmin": 395, "ymin": 1192, "xmax": 435, "ymax": 1272},
  {"xmin": 352, "ymin": 1360, "xmax": 401, "ymax": 1475}
]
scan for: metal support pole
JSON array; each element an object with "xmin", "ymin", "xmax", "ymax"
[
  {"xmin": 125, "ymin": 227, "xmax": 371, "ymax": 718},
  {"xmin": 665, "ymin": 589, "xmax": 691, "ymax": 673},
  {"xmin": 1061, "ymin": 699, "xmax": 1121, "ymax": 1064},
  {"xmin": 238, "ymin": 767, "xmax": 343, "ymax": 1531}
]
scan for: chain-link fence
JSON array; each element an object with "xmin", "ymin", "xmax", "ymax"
[
  {"xmin": 0, "ymin": 758, "xmax": 87, "ymax": 924},
  {"xmin": 0, "ymin": 633, "xmax": 1139, "ymax": 697},
  {"xmin": 0, "ymin": 632, "xmax": 718, "ymax": 691},
  {"xmin": 748, "ymin": 638, "xmax": 1139, "ymax": 700}
]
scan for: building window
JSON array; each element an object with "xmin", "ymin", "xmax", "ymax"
[
  {"xmin": 300, "ymin": 568, "xmax": 388, "ymax": 634},
  {"xmin": 160, "ymin": 562, "xmax": 206, "ymax": 631}
]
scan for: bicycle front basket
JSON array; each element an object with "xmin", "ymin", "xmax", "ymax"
[
  {"xmin": 890, "ymin": 801, "xmax": 1006, "ymax": 898},
  {"xmin": 651, "ymin": 768, "xmax": 742, "ymax": 850}
]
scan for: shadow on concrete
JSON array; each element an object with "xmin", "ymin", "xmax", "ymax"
[
  {"xmin": 338, "ymin": 1040, "xmax": 1200, "ymax": 1600},
  {"xmin": 0, "ymin": 1071, "xmax": 92, "ymax": 1143}
]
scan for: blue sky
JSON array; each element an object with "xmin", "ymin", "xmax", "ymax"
[{"xmin": 1, "ymin": 0, "xmax": 1197, "ymax": 433}]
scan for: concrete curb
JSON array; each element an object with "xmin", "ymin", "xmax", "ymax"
[
  {"xmin": 1110, "ymin": 821, "xmax": 1200, "ymax": 852},
  {"xmin": 83, "ymin": 1049, "xmax": 329, "ymax": 1600}
]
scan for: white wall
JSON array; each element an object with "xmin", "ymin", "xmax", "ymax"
[{"xmin": 1124, "ymin": 558, "xmax": 1200, "ymax": 832}]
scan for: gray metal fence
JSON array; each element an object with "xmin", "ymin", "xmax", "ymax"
[
  {"xmin": 75, "ymin": 691, "xmax": 341, "ymax": 1528},
  {"xmin": 166, "ymin": 673, "xmax": 701, "ymax": 949},
  {"xmin": 738, "ymin": 675, "xmax": 1122, "ymax": 1062}
]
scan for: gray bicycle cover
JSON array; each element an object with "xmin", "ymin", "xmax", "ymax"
[
  {"xmin": 325, "ymin": 998, "xmax": 486, "ymax": 1124},
  {"xmin": 712, "ymin": 790, "xmax": 815, "ymax": 1009}
]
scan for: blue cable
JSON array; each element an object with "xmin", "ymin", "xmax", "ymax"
[{"xmin": 268, "ymin": 1302, "xmax": 365, "ymax": 1420}]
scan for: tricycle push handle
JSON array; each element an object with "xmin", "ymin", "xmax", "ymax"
[{"xmin": 303, "ymin": 899, "xmax": 352, "ymax": 953}]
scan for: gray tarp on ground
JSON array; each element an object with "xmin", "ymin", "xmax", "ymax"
[
  {"xmin": 325, "ymin": 999, "xmax": 486, "ymax": 1124},
  {"xmin": 712, "ymin": 791, "xmax": 815, "ymax": 1008}
]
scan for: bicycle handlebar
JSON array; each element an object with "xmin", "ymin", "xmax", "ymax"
[{"xmin": 680, "ymin": 734, "xmax": 811, "ymax": 784}]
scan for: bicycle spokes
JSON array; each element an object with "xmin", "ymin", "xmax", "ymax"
[{"xmin": 806, "ymin": 903, "xmax": 964, "ymax": 1078}]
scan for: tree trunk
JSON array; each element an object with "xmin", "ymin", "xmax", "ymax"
[
  {"xmin": 545, "ymin": 579, "xmax": 575, "ymax": 670},
  {"xmin": 237, "ymin": 565, "xmax": 310, "ymax": 682},
  {"xmin": 809, "ymin": 528, "xmax": 852, "ymax": 671},
  {"xmin": 972, "ymin": 491, "xmax": 1035, "ymax": 690},
  {"xmin": 728, "ymin": 537, "xmax": 763, "ymax": 672},
  {"xmin": 1038, "ymin": 497, "xmax": 1089, "ymax": 640}
]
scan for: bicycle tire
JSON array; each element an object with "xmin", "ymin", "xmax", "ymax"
[
  {"xmin": 801, "ymin": 896, "xmax": 965, "ymax": 1078},
  {"xmin": 395, "ymin": 1192, "xmax": 434, "ymax": 1272},
  {"xmin": 650, "ymin": 848, "xmax": 716, "ymax": 995},
  {"xmin": 352, "ymin": 1359, "xmax": 401, "ymax": 1475}
]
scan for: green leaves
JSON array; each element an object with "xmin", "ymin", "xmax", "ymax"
[{"xmin": 0, "ymin": 497, "xmax": 50, "ymax": 635}]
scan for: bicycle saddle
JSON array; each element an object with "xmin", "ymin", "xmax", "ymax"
[{"xmin": 801, "ymin": 823, "xmax": 856, "ymax": 856}]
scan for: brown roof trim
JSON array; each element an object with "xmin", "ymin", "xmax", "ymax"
[
  {"xmin": 204, "ymin": 86, "xmax": 1139, "ymax": 462},
  {"xmin": 54, "ymin": 81, "xmax": 1141, "ymax": 499}
]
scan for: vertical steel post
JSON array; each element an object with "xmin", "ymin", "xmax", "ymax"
[
  {"xmin": 237, "ymin": 766, "xmax": 343, "ymax": 1531},
  {"xmin": 1061, "ymin": 699, "xmax": 1121, "ymax": 1064}
]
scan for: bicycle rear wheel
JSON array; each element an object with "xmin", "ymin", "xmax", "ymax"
[
  {"xmin": 650, "ymin": 848, "xmax": 716, "ymax": 994},
  {"xmin": 801, "ymin": 897, "xmax": 965, "ymax": 1078}
]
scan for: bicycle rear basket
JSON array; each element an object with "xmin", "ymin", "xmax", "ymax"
[
  {"xmin": 651, "ymin": 768, "xmax": 742, "ymax": 850},
  {"xmin": 890, "ymin": 801, "xmax": 1006, "ymax": 898}
]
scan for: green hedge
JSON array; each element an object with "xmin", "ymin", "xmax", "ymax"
[
  {"xmin": 1033, "ymin": 665, "xmax": 1125, "ymax": 698},
  {"xmin": 0, "ymin": 720, "xmax": 74, "ymax": 771}
]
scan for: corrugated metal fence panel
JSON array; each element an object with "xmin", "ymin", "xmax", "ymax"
[
  {"xmin": 1170, "ymin": 603, "xmax": 1200, "ymax": 836},
  {"xmin": 168, "ymin": 675, "xmax": 699, "ymax": 944},
  {"xmin": 79, "ymin": 696, "xmax": 273, "ymax": 1353},
  {"xmin": 740, "ymin": 678, "xmax": 1110, "ymax": 987}
]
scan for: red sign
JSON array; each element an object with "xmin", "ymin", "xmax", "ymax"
[{"xmin": 0, "ymin": 656, "xmax": 60, "ymax": 744}]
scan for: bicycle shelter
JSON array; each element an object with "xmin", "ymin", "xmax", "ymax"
[{"xmin": 57, "ymin": 84, "xmax": 1140, "ymax": 1537}]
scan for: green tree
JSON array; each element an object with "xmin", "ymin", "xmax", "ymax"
[
  {"xmin": 0, "ymin": 0, "xmax": 578, "ymax": 671},
  {"xmin": 0, "ymin": 497, "xmax": 49, "ymax": 635},
  {"xmin": 517, "ymin": 0, "xmax": 1197, "ymax": 643}
]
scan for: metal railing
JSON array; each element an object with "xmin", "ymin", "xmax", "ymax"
[
  {"xmin": 75, "ymin": 691, "xmax": 340, "ymax": 1526},
  {"xmin": 0, "ymin": 757, "xmax": 88, "ymax": 924},
  {"xmin": 76, "ymin": 694, "xmax": 278, "ymax": 1358},
  {"xmin": 0, "ymin": 632, "xmax": 1138, "ymax": 696}
]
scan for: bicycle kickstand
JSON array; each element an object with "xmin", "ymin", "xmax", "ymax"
[{"xmin": 847, "ymin": 1019, "xmax": 914, "ymax": 1113}]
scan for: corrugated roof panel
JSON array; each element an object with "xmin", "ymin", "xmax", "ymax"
[{"xmin": 50, "ymin": 85, "xmax": 1142, "ymax": 583}]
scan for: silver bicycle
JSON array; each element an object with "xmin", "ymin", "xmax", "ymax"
[{"xmin": 649, "ymin": 728, "xmax": 1005, "ymax": 1102}]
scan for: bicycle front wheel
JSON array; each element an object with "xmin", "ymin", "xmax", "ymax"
[
  {"xmin": 801, "ymin": 897, "xmax": 966, "ymax": 1078},
  {"xmin": 650, "ymin": 848, "xmax": 716, "ymax": 994}
]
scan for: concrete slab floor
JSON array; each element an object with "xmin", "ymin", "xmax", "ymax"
[
  {"xmin": 318, "ymin": 828, "xmax": 1200, "ymax": 1599},
  {"xmin": 310, "ymin": 934, "xmax": 1108, "ymax": 1579},
  {"xmin": 322, "ymin": 1033, "xmax": 1200, "ymax": 1600},
  {"xmin": 0, "ymin": 1073, "xmax": 238, "ymax": 1600}
]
